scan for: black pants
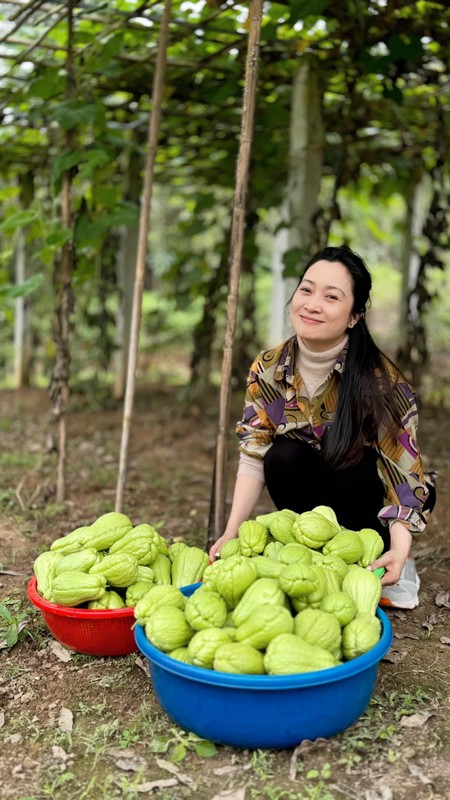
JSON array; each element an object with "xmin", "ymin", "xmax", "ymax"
[{"xmin": 264, "ymin": 438, "xmax": 390, "ymax": 549}]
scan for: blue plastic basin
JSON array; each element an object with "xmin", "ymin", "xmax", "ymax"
[{"xmin": 135, "ymin": 584, "xmax": 393, "ymax": 749}]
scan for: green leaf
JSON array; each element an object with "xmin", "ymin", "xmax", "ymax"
[
  {"xmin": 0, "ymin": 273, "xmax": 44, "ymax": 299},
  {"xmin": 289, "ymin": 0, "xmax": 331, "ymax": 24},
  {"xmin": 194, "ymin": 740, "xmax": 218, "ymax": 757},
  {"xmin": 0, "ymin": 604, "xmax": 14, "ymax": 623},
  {"xmin": 0, "ymin": 210, "xmax": 39, "ymax": 233},
  {"xmin": 46, "ymin": 229, "xmax": 73, "ymax": 247},
  {"xmin": 282, "ymin": 246, "xmax": 305, "ymax": 277},
  {"xmin": 52, "ymin": 150, "xmax": 83, "ymax": 186},
  {"xmin": 6, "ymin": 623, "xmax": 18, "ymax": 649},
  {"xmin": 170, "ymin": 743, "xmax": 187, "ymax": 763}
]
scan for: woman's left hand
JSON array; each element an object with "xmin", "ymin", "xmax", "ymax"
[{"xmin": 368, "ymin": 520, "xmax": 412, "ymax": 586}]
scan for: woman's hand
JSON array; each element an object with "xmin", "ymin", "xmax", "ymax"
[
  {"xmin": 208, "ymin": 532, "xmax": 237, "ymax": 562},
  {"xmin": 368, "ymin": 520, "xmax": 412, "ymax": 586}
]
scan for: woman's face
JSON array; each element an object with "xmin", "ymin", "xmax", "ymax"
[{"xmin": 290, "ymin": 259, "xmax": 359, "ymax": 352}]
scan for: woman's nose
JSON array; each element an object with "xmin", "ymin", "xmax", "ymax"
[{"xmin": 304, "ymin": 294, "xmax": 321, "ymax": 311}]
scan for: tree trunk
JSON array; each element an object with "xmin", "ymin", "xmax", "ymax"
[
  {"xmin": 271, "ymin": 56, "xmax": 324, "ymax": 343},
  {"xmin": 49, "ymin": 0, "xmax": 76, "ymax": 504},
  {"xmin": 209, "ymin": 0, "xmax": 263, "ymax": 545},
  {"xmin": 115, "ymin": 0, "xmax": 172, "ymax": 512},
  {"xmin": 14, "ymin": 172, "xmax": 34, "ymax": 388}
]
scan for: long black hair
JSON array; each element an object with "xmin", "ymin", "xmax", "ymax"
[{"xmin": 296, "ymin": 245, "xmax": 403, "ymax": 469}]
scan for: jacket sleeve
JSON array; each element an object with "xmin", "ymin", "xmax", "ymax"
[
  {"xmin": 376, "ymin": 381, "xmax": 430, "ymax": 533},
  {"xmin": 235, "ymin": 353, "xmax": 277, "ymax": 460}
]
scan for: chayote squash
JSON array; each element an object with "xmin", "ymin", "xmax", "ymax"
[
  {"xmin": 278, "ymin": 562, "xmax": 320, "ymax": 599},
  {"xmin": 268, "ymin": 510, "xmax": 297, "ymax": 545},
  {"xmin": 50, "ymin": 527, "xmax": 90, "ymax": 555},
  {"xmin": 289, "ymin": 566, "xmax": 328, "ymax": 611},
  {"xmin": 322, "ymin": 530, "xmax": 364, "ymax": 564},
  {"xmin": 294, "ymin": 608, "xmax": 342, "ymax": 659},
  {"xmin": 137, "ymin": 565, "xmax": 155, "ymax": 582},
  {"xmin": 184, "ymin": 587, "xmax": 228, "ymax": 631},
  {"xmin": 319, "ymin": 590, "xmax": 357, "ymax": 627},
  {"xmin": 201, "ymin": 560, "xmax": 222, "ymax": 591},
  {"xmin": 213, "ymin": 642, "xmax": 265, "ymax": 675},
  {"xmin": 55, "ymin": 547, "xmax": 99, "ymax": 576},
  {"xmin": 134, "ymin": 584, "xmax": 185, "ymax": 626},
  {"xmin": 321, "ymin": 567, "xmax": 341, "ymax": 596},
  {"xmin": 171, "ymin": 546, "xmax": 209, "ymax": 588},
  {"xmin": 311, "ymin": 505, "xmax": 340, "ymax": 531},
  {"xmin": 144, "ymin": 605, "xmax": 193, "ymax": 652},
  {"xmin": 90, "ymin": 552, "xmax": 139, "ymax": 588},
  {"xmin": 318, "ymin": 554, "xmax": 349, "ymax": 585},
  {"xmin": 80, "ymin": 512, "xmax": 133, "ymax": 551},
  {"xmin": 88, "ymin": 590, "xmax": 125, "ymax": 609},
  {"xmin": 109, "ymin": 523, "xmax": 163, "ymax": 565},
  {"xmin": 252, "ymin": 556, "xmax": 282, "ymax": 580},
  {"xmin": 167, "ymin": 647, "xmax": 193, "ymax": 664},
  {"xmin": 238, "ymin": 520, "xmax": 269, "ymax": 557},
  {"xmin": 219, "ymin": 539, "xmax": 242, "ymax": 559},
  {"xmin": 357, "ymin": 528, "xmax": 384, "ymax": 568},
  {"xmin": 341, "ymin": 564, "xmax": 382, "ymax": 616},
  {"xmin": 33, "ymin": 551, "xmax": 64, "ymax": 600},
  {"xmin": 48, "ymin": 571, "xmax": 107, "ymax": 606},
  {"xmin": 277, "ymin": 542, "xmax": 313, "ymax": 566},
  {"xmin": 264, "ymin": 633, "xmax": 340, "ymax": 675},
  {"xmin": 263, "ymin": 541, "xmax": 285, "ymax": 561},
  {"xmin": 231, "ymin": 578, "xmax": 287, "ymax": 627},
  {"xmin": 168, "ymin": 542, "xmax": 188, "ymax": 563},
  {"xmin": 187, "ymin": 627, "xmax": 232, "ymax": 669},
  {"xmin": 234, "ymin": 603, "xmax": 294, "ymax": 649},
  {"xmin": 213, "ymin": 554, "xmax": 258, "ymax": 610},
  {"xmin": 150, "ymin": 553, "xmax": 172, "ymax": 585},
  {"xmin": 342, "ymin": 611, "xmax": 381, "ymax": 659},
  {"xmin": 125, "ymin": 580, "xmax": 154, "ymax": 606},
  {"xmin": 292, "ymin": 511, "xmax": 338, "ymax": 549}
]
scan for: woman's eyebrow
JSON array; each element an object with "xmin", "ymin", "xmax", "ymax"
[{"xmin": 300, "ymin": 278, "xmax": 346, "ymax": 296}]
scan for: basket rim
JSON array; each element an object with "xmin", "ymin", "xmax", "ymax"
[{"xmin": 27, "ymin": 576, "xmax": 135, "ymax": 619}]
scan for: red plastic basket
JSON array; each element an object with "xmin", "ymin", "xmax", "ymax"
[{"xmin": 27, "ymin": 576, "xmax": 137, "ymax": 657}]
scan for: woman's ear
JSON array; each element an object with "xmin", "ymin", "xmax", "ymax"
[{"xmin": 348, "ymin": 313, "xmax": 362, "ymax": 329}]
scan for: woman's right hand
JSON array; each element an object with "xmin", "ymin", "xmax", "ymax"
[{"xmin": 208, "ymin": 532, "xmax": 237, "ymax": 562}]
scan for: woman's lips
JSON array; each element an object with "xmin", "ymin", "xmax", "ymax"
[{"xmin": 299, "ymin": 315, "xmax": 323, "ymax": 324}]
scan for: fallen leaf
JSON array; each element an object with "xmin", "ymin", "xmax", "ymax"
[
  {"xmin": 382, "ymin": 649, "xmax": 406, "ymax": 664},
  {"xmin": 109, "ymin": 747, "xmax": 137, "ymax": 759},
  {"xmin": 211, "ymin": 790, "xmax": 246, "ymax": 800},
  {"xmin": 435, "ymin": 591, "xmax": 450, "ymax": 608},
  {"xmin": 50, "ymin": 641, "xmax": 72, "ymax": 662},
  {"xmin": 364, "ymin": 788, "xmax": 393, "ymax": 800},
  {"xmin": 213, "ymin": 766, "xmax": 239, "ymax": 776},
  {"xmin": 134, "ymin": 656, "xmax": 149, "ymax": 675},
  {"xmin": 58, "ymin": 707, "xmax": 73, "ymax": 733},
  {"xmin": 115, "ymin": 756, "xmax": 146, "ymax": 772},
  {"xmin": 0, "ymin": 712, "xmax": 5, "ymax": 728},
  {"xmin": 52, "ymin": 745, "xmax": 69, "ymax": 763},
  {"xmin": 439, "ymin": 636, "xmax": 450, "ymax": 645},
  {"xmin": 289, "ymin": 738, "xmax": 328, "ymax": 780},
  {"xmin": 126, "ymin": 779, "xmax": 178, "ymax": 792},
  {"xmin": 394, "ymin": 632, "xmax": 419, "ymax": 640},
  {"xmin": 156, "ymin": 758, "xmax": 180, "ymax": 775},
  {"xmin": 408, "ymin": 763, "xmax": 435, "ymax": 786},
  {"xmin": 400, "ymin": 711, "xmax": 434, "ymax": 728}
]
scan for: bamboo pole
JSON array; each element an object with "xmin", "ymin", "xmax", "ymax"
[
  {"xmin": 49, "ymin": 0, "xmax": 75, "ymax": 504},
  {"xmin": 209, "ymin": 0, "xmax": 264, "ymax": 543},
  {"xmin": 115, "ymin": 0, "xmax": 172, "ymax": 512}
]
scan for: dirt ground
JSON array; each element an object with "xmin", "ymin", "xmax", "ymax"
[{"xmin": 1, "ymin": 386, "xmax": 449, "ymax": 800}]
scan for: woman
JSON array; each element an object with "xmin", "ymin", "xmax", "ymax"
[{"xmin": 209, "ymin": 245, "xmax": 435, "ymax": 609}]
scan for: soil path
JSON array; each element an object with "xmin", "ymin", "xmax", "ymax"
[{"xmin": 0, "ymin": 387, "xmax": 449, "ymax": 800}]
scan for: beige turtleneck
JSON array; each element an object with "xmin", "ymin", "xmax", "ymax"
[
  {"xmin": 237, "ymin": 335, "xmax": 348, "ymax": 481},
  {"xmin": 297, "ymin": 335, "xmax": 348, "ymax": 401}
]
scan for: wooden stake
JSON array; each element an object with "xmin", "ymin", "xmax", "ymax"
[
  {"xmin": 210, "ymin": 0, "xmax": 263, "ymax": 542},
  {"xmin": 115, "ymin": 0, "xmax": 172, "ymax": 512}
]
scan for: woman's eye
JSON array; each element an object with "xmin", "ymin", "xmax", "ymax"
[
  {"xmin": 327, "ymin": 295, "xmax": 338, "ymax": 301},
  {"xmin": 299, "ymin": 286, "xmax": 310, "ymax": 293}
]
